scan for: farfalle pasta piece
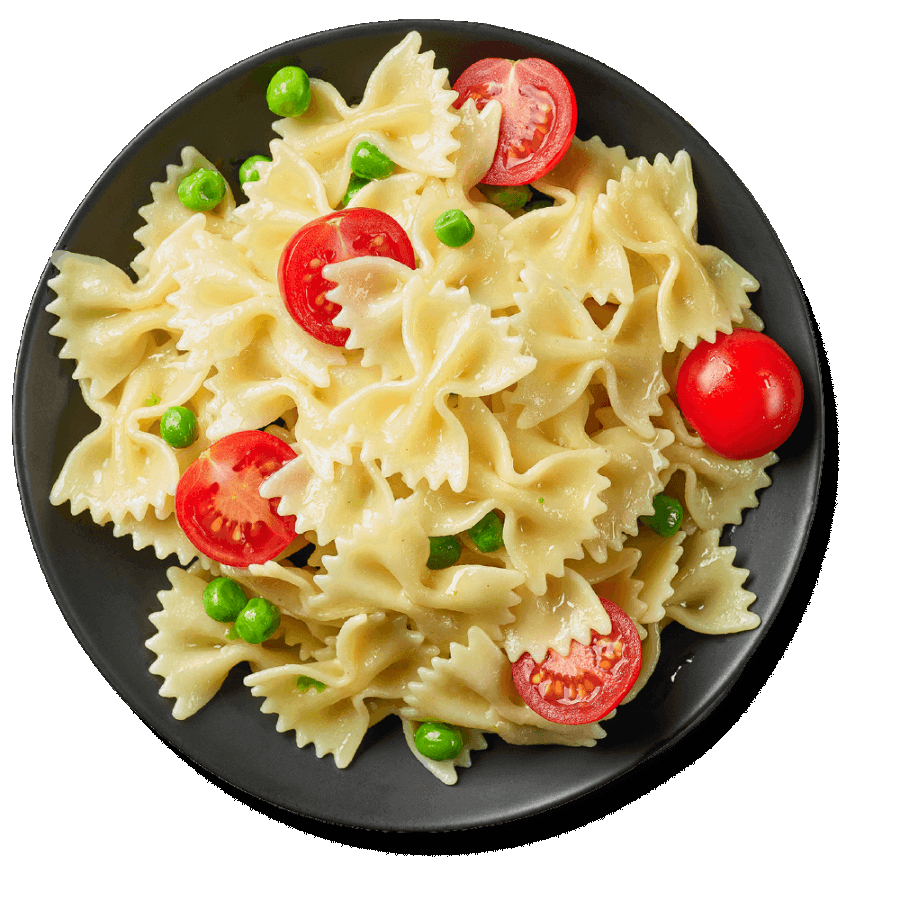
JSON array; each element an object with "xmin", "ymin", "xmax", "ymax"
[
  {"xmin": 244, "ymin": 612, "xmax": 426, "ymax": 768},
  {"xmin": 48, "ymin": 215, "xmax": 207, "ymax": 401},
  {"xmin": 507, "ymin": 274, "xmax": 667, "ymax": 437},
  {"xmin": 656, "ymin": 396, "xmax": 776, "ymax": 530},
  {"xmin": 586, "ymin": 422, "xmax": 674, "ymax": 564},
  {"xmin": 312, "ymin": 499, "xmax": 524, "ymax": 645},
  {"xmin": 600, "ymin": 152, "xmax": 759, "ymax": 351},
  {"xmin": 274, "ymin": 32, "xmax": 461, "ymax": 206},
  {"xmin": 507, "ymin": 269, "xmax": 607, "ymax": 429},
  {"xmin": 328, "ymin": 282, "xmax": 535, "ymax": 492},
  {"xmin": 146, "ymin": 565, "xmax": 302, "ymax": 720},
  {"xmin": 412, "ymin": 400, "xmax": 609, "ymax": 594},
  {"xmin": 525, "ymin": 390, "xmax": 597, "ymax": 452},
  {"xmin": 502, "ymin": 566, "xmax": 612, "ymax": 663},
  {"xmin": 325, "ymin": 256, "xmax": 416, "ymax": 379},
  {"xmin": 133, "ymin": 146, "xmax": 239, "ymax": 278},
  {"xmin": 406, "ymin": 177, "xmax": 525, "ymax": 312},
  {"xmin": 261, "ymin": 448, "xmax": 395, "ymax": 547},
  {"xmin": 344, "ymin": 172, "xmax": 427, "ymax": 232},
  {"xmin": 591, "ymin": 284, "xmax": 669, "ymax": 439},
  {"xmin": 112, "ymin": 509, "xmax": 208, "ymax": 567},
  {"xmin": 627, "ymin": 529, "xmax": 687, "ymax": 625},
  {"xmin": 536, "ymin": 134, "xmax": 634, "ymax": 197},
  {"xmin": 448, "ymin": 98, "xmax": 503, "ymax": 191},
  {"xmin": 167, "ymin": 228, "xmax": 344, "ymax": 387},
  {"xmin": 505, "ymin": 136, "xmax": 634, "ymax": 305},
  {"xmin": 203, "ymin": 339, "xmax": 377, "ymax": 473},
  {"xmin": 571, "ymin": 544, "xmax": 647, "ymax": 629},
  {"xmin": 665, "ymin": 529, "xmax": 759, "ymax": 633},
  {"xmin": 231, "ymin": 140, "xmax": 332, "ymax": 282},
  {"xmin": 49, "ymin": 340, "xmax": 209, "ymax": 527},
  {"xmin": 202, "ymin": 358, "xmax": 303, "ymax": 442}
]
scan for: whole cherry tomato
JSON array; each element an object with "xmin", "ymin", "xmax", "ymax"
[
  {"xmin": 676, "ymin": 329, "xmax": 803, "ymax": 460},
  {"xmin": 175, "ymin": 430, "xmax": 297, "ymax": 567},
  {"xmin": 452, "ymin": 57, "xmax": 576, "ymax": 186},
  {"xmin": 278, "ymin": 208, "xmax": 415, "ymax": 346},
  {"xmin": 511, "ymin": 597, "xmax": 642, "ymax": 725}
]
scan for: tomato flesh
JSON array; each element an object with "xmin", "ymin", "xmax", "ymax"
[
  {"xmin": 511, "ymin": 597, "xmax": 642, "ymax": 725},
  {"xmin": 676, "ymin": 329, "xmax": 804, "ymax": 459},
  {"xmin": 278, "ymin": 208, "xmax": 415, "ymax": 346},
  {"xmin": 452, "ymin": 57, "xmax": 577, "ymax": 186},
  {"xmin": 175, "ymin": 431, "xmax": 298, "ymax": 567}
]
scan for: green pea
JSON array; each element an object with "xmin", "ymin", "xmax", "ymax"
[
  {"xmin": 239, "ymin": 154, "xmax": 270, "ymax": 186},
  {"xmin": 350, "ymin": 141, "xmax": 394, "ymax": 180},
  {"xmin": 202, "ymin": 577, "xmax": 248, "ymax": 623},
  {"xmin": 177, "ymin": 168, "xmax": 227, "ymax": 212},
  {"xmin": 234, "ymin": 597, "xmax": 281, "ymax": 644},
  {"xmin": 640, "ymin": 494, "xmax": 684, "ymax": 537},
  {"xmin": 160, "ymin": 406, "xmax": 198, "ymax": 448},
  {"xmin": 426, "ymin": 535, "xmax": 462, "ymax": 570},
  {"xmin": 414, "ymin": 721, "xmax": 464, "ymax": 761},
  {"xmin": 296, "ymin": 675, "xmax": 326, "ymax": 693},
  {"xmin": 480, "ymin": 183, "xmax": 532, "ymax": 212},
  {"xmin": 342, "ymin": 172, "xmax": 370, "ymax": 206},
  {"xmin": 266, "ymin": 66, "xmax": 311, "ymax": 117},
  {"xmin": 468, "ymin": 510, "xmax": 504, "ymax": 553},
  {"xmin": 434, "ymin": 209, "xmax": 475, "ymax": 247}
]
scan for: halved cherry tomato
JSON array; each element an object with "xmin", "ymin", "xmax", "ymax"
[
  {"xmin": 278, "ymin": 208, "xmax": 415, "ymax": 346},
  {"xmin": 676, "ymin": 329, "xmax": 804, "ymax": 460},
  {"xmin": 511, "ymin": 598, "xmax": 642, "ymax": 725},
  {"xmin": 452, "ymin": 57, "xmax": 577, "ymax": 186},
  {"xmin": 175, "ymin": 431, "xmax": 298, "ymax": 567}
]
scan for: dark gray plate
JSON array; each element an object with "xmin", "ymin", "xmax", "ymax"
[{"xmin": 13, "ymin": 19, "xmax": 834, "ymax": 851}]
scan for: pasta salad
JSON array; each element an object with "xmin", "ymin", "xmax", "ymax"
[{"xmin": 47, "ymin": 32, "xmax": 801, "ymax": 784}]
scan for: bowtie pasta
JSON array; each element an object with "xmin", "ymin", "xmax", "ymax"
[{"xmin": 48, "ymin": 32, "xmax": 777, "ymax": 784}]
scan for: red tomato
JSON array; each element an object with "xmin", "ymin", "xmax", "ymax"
[
  {"xmin": 278, "ymin": 208, "xmax": 415, "ymax": 346},
  {"xmin": 676, "ymin": 329, "xmax": 804, "ymax": 460},
  {"xmin": 452, "ymin": 57, "xmax": 577, "ymax": 186},
  {"xmin": 511, "ymin": 598, "xmax": 642, "ymax": 725},
  {"xmin": 175, "ymin": 431, "xmax": 298, "ymax": 567}
]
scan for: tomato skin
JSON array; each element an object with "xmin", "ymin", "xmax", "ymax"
[
  {"xmin": 175, "ymin": 431, "xmax": 298, "ymax": 567},
  {"xmin": 511, "ymin": 598, "xmax": 642, "ymax": 725},
  {"xmin": 278, "ymin": 208, "xmax": 415, "ymax": 346},
  {"xmin": 452, "ymin": 57, "xmax": 577, "ymax": 186},
  {"xmin": 676, "ymin": 329, "xmax": 804, "ymax": 460}
]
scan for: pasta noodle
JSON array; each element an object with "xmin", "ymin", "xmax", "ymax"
[{"xmin": 48, "ymin": 31, "xmax": 774, "ymax": 785}]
